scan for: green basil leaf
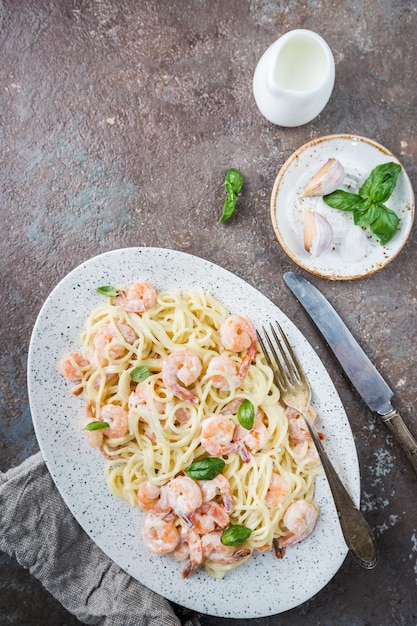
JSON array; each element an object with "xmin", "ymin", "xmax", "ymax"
[
  {"xmin": 185, "ymin": 457, "xmax": 226, "ymax": 480},
  {"xmin": 366, "ymin": 203, "xmax": 384, "ymax": 224},
  {"xmin": 225, "ymin": 168, "xmax": 244, "ymax": 195},
  {"xmin": 353, "ymin": 203, "xmax": 380, "ymax": 227},
  {"xmin": 219, "ymin": 194, "xmax": 237, "ymax": 223},
  {"xmin": 369, "ymin": 205, "xmax": 400, "ymax": 245},
  {"xmin": 97, "ymin": 285, "xmax": 118, "ymax": 297},
  {"xmin": 84, "ymin": 421, "xmax": 109, "ymax": 431},
  {"xmin": 221, "ymin": 524, "xmax": 252, "ymax": 546},
  {"xmin": 130, "ymin": 365, "xmax": 151, "ymax": 382},
  {"xmin": 237, "ymin": 399, "xmax": 255, "ymax": 430},
  {"xmin": 359, "ymin": 162, "xmax": 402, "ymax": 203},
  {"xmin": 323, "ymin": 190, "xmax": 364, "ymax": 212},
  {"xmin": 219, "ymin": 168, "xmax": 244, "ymax": 222},
  {"xmin": 324, "ymin": 163, "xmax": 401, "ymax": 246},
  {"xmin": 224, "ymin": 180, "xmax": 235, "ymax": 196},
  {"xmin": 353, "ymin": 209, "xmax": 370, "ymax": 227}
]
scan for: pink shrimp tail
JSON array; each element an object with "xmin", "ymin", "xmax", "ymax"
[
  {"xmin": 231, "ymin": 441, "xmax": 251, "ymax": 463},
  {"xmin": 172, "ymin": 385, "xmax": 199, "ymax": 404},
  {"xmin": 272, "ymin": 538, "xmax": 286, "ymax": 559},
  {"xmin": 248, "ymin": 335, "xmax": 257, "ymax": 360},
  {"xmin": 237, "ymin": 336, "xmax": 257, "ymax": 381},
  {"xmin": 181, "ymin": 559, "xmax": 197, "ymax": 578},
  {"xmin": 238, "ymin": 354, "xmax": 251, "ymax": 381},
  {"xmin": 222, "ymin": 493, "xmax": 234, "ymax": 513}
]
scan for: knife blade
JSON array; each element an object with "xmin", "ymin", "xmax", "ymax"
[{"xmin": 284, "ymin": 271, "xmax": 417, "ymax": 476}]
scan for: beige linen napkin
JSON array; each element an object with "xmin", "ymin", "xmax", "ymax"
[{"xmin": 0, "ymin": 452, "xmax": 201, "ymax": 626}]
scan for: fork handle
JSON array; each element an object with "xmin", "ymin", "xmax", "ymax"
[{"xmin": 303, "ymin": 415, "xmax": 378, "ymax": 569}]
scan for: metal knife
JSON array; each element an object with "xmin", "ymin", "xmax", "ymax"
[{"xmin": 284, "ymin": 271, "xmax": 417, "ymax": 476}]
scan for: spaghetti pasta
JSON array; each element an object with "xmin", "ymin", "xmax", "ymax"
[{"xmin": 59, "ymin": 283, "xmax": 322, "ymax": 578}]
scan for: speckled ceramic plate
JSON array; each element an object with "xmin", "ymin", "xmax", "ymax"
[
  {"xmin": 271, "ymin": 134, "xmax": 414, "ymax": 280},
  {"xmin": 28, "ymin": 247, "xmax": 360, "ymax": 618}
]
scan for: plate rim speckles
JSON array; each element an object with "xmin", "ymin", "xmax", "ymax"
[
  {"xmin": 270, "ymin": 134, "xmax": 415, "ymax": 280},
  {"xmin": 28, "ymin": 247, "xmax": 360, "ymax": 618}
]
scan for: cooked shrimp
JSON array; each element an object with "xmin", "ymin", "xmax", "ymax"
[
  {"xmin": 83, "ymin": 402, "xmax": 128, "ymax": 448},
  {"xmin": 291, "ymin": 441, "xmax": 319, "ymax": 463},
  {"xmin": 190, "ymin": 502, "xmax": 230, "ymax": 534},
  {"xmin": 93, "ymin": 321, "xmax": 136, "ymax": 365},
  {"xmin": 93, "ymin": 373, "xmax": 116, "ymax": 390},
  {"xmin": 143, "ymin": 426, "xmax": 157, "ymax": 442},
  {"xmin": 142, "ymin": 513, "xmax": 180, "ymax": 554},
  {"xmin": 161, "ymin": 350, "xmax": 202, "ymax": 404},
  {"xmin": 173, "ymin": 407, "xmax": 192, "ymax": 427},
  {"xmin": 287, "ymin": 407, "xmax": 311, "ymax": 444},
  {"xmin": 83, "ymin": 401, "xmax": 104, "ymax": 448},
  {"xmin": 114, "ymin": 281, "xmax": 157, "ymax": 313},
  {"xmin": 100, "ymin": 404, "xmax": 129, "ymax": 439},
  {"xmin": 219, "ymin": 397, "xmax": 244, "ymax": 415},
  {"xmin": 220, "ymin": 315, "xmax": 257, "ymax": 355},
  {"xmin": 280, "ymin": 500, "xmax": 319, "ymax": 547},
  {"xmin": 264, "ymin": 473, "xmax": 288, "ymax": 508},
  {"xmin": 174, "ymin": 528, "xmax": 202, "ymax": 578},
  {"xmin": 59, "ymin": 352, "xmax": 89, "ymax": 381},
  {"xmin": 201, "ymin": 531, "xmax": 251, "ymax": 565},
  {"xmin": 287, "ymin": 406, "xmax": 321, "ymax": 443},
  {"xmin": 219, "ymin": 315, "xmax": 257, "ymax": 381},
  {"xmin": 200, "ymin": 414, "xmax": 250, "ymax": 463},
  {"xmin": 234, "ymin": 408, "xmax": 268, "ymax": 452},
  {"xmin": 207, "ymin": 354, "xmax": 241, "ymax": 391},
  {"xmin": 128, "ymin": 387, "xmax": 165, "ymax": 415},
  {"xmin": 166, "ymin": 476, "xmax": 202, "ymax": 524},
  {"xmin": 137, "ymin": 481, "xmax": 171, "ymax": 514},
  {"xmin": 287, "ymin": 407, "xmax": 323, "ymax": 464},
  {"xmin": 198, "ymin": 474, "xmax": 233, "ymax": 512}
]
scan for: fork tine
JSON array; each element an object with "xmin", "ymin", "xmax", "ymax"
[
  {"xmin": 268, "ymin": 322, "xmax": 298, "ymax": 385},
  {"xmin": 262, "ymin": 327, "xmax": 290, "ymax": 387},
  {"xmin": 256, "ymin": 331, "xmax": 270, "ymax": 366},
  {"xmin": 257, "ymin": 321, "xmax": 310, "ymax": 395},
  {"xmin": 272, "ymin": 321, "xmax": 308, "ymax": 385},
  {"xmin": 260, "ymin": 325, "xmax": 292, "ymax": 391},
  {"xmin": 256, "ymin": 330, "xmax": 286, "ymax": 390},
  {"xmin": 263, "ymin": 327, "xmax": 287, "ymax": 384}
]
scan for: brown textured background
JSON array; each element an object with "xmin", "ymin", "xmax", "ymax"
[{"xmin": 1, "ymin": 0, "xmax": 416, "ymax": 624}]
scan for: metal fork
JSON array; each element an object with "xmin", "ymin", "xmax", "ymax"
[{"xmin": 257, "ymin": 321, "xmax": 378, "ymax": 569}]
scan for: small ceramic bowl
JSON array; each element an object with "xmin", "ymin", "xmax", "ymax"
[{"xmin": 270, "ymin": 134, "xmax": 415, "ymax": 280}]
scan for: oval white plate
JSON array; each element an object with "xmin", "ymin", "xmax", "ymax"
[
  {"xmin": 270, "ymin": 134, "xmax": 415, "ymax": 280},
  {"xmin": 28, "ymin": 247, "xmax": 360, "ymax": 618}
]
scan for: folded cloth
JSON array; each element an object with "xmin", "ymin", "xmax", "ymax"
[{"xmin": 0, "ymin": 452, "xmax": 201, "ymax": 626}]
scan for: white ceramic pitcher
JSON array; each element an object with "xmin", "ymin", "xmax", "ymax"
[{"xmin": 253, "ymin": 29, "xmax": 335, "ymax": 127}]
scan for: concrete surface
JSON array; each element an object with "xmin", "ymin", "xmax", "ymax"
[{"xmin": 1, "ymin": 0, "xmax": 416, "ymax": 624}]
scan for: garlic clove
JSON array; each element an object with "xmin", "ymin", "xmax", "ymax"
[
  {"xmin": 340, "ymin": 226, "xmax": 369, "ymax": 262},
  {"xmin": 303, "ymin": 210, "xmax": 333, "ymax": 257},
  {"xmin": 302, "ymin": 158, "xmax": 345, "ymax": 197}
]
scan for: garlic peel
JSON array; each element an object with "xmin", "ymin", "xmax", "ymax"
[
  {"xmin": 302, "ymin": 158, "xmax": 345, "ymax": 197},
  {"xmin": 303, "ymin": 210, "xmax": 333, "ymax": 257}
]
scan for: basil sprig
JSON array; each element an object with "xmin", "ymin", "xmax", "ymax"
[
  {"xmin": 237, "ymin": 399, "xmax": 255, "ymax": 430},
  {"xmin": 185, "ymin": 457, "xmax": 225, "ymax": 481},
  {"xmin": 323, "ymin": 161, "xmax": 402, "ymax": 245},
  {"xmin": 84, "ymin": 421, "xmax": 109, "ymax": 431},
  {"xmin": 221, "ymin": 524, "xmax": 252, "ymax": 546},
  {"xmin": 130, "ymin": 365, "xmax": 151, "ymax": 382},
  {"xmin": 219, "ymin": 168, "xmax": 244, "ymax": 222},
  {"xmin": 97, "ymin": 285, "xmax": 118, "ymax": 297}
]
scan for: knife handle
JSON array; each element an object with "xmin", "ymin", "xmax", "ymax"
[
  {"xmin": 381, "ymin": 409, "xmax": 417, "ymax": 475},
  {"xmin": 304, "ymin": 415, "xmax": 378, "ymax": 569}
]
